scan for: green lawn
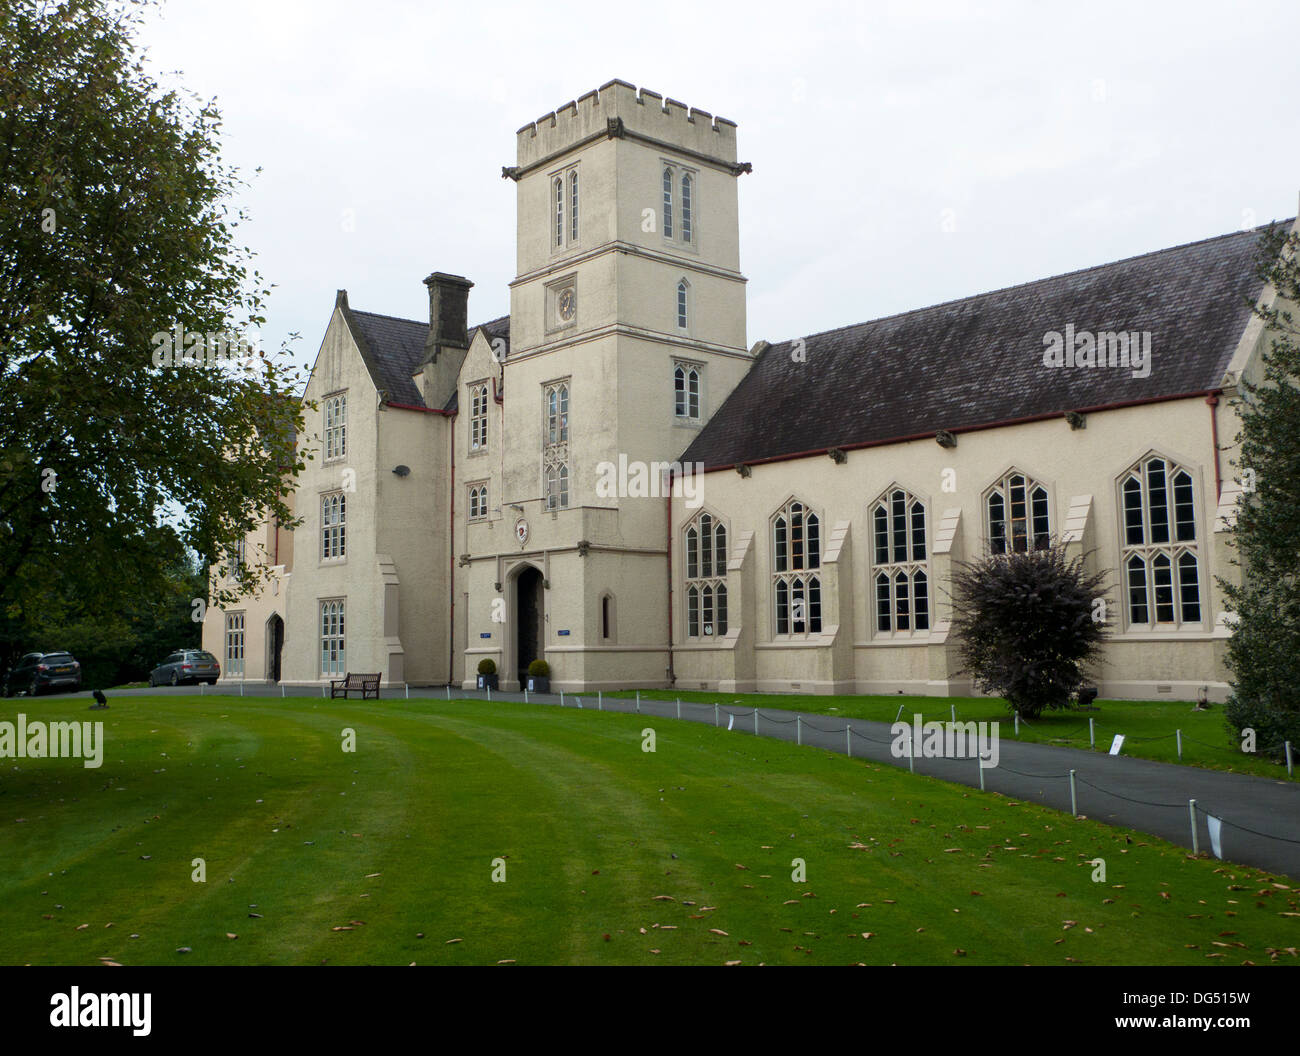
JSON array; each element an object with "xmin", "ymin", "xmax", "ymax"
[
  {"xmin": 1, "ymin": 694, "xmax": 1296, "ymax": 965},
  {"xmin": 611, "ymin": 690, "xmax": 1293, "ymax": 780}
]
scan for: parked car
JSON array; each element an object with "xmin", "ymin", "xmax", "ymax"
[
  {"xmin": 149, "ymin": 650, "xmax": 221, "ymax": 686},
  {"xmin": 2, "ymin": 652, "xmax": 82, "ymax": 697}
]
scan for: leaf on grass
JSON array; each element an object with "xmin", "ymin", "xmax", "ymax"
[
  {"xmin": 709, "ymin": 928, "xmax": 729, "ymax": 936},
  {"xmin": 75, "ymin": 924, "xmax": 88, "ymax": 931},
  {"xmin": 446, "ymin": 938, "xmax": 463, "ymax": 944},
  {"xmin": 652, "ymin": 895, "xmax": 675, "ymax": 902}
]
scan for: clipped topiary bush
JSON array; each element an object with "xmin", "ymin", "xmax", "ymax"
[
  {"xmin": 477, "ymin": 657, "xmax": 497, "ymax": 676},
  {"xmin": 527, "ymin": 659, "xmax": 550, "ymax": 678},
  {"xmin": 949, "ymin": 542, "xmax": 1109, "ymax": 719}
]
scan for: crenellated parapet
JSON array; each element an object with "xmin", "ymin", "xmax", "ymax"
[{"xmin": 506, "ymin": 78, "xmax": 746, "ymax": 180}]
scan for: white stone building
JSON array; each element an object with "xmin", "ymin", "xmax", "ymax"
[{"xmin": 203, "ymin": 78, "xmax": 1294, "ymax": 701}]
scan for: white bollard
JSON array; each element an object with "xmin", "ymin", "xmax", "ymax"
[
  {"xmin": 797, "ymin": 716, "xmax": 802, "ymax": 746},
  {"xmin": 676, "ymin": 698, "xmax": 681, "ymax": 720},
  {"xmin": 281, "ymin": 684, "xmax": 285, "ymax": 698},
  {"xmin": 1287, "ymin": 741, "xmax": 1294, "ymax": 778},
  {"xmin": 977, "ymin": 755, "xmax": 985, "ymax": 791},
  {"xmin": 598, "ymin": 691, "xmax": 602, "ymax": 710},
  {"xmin": 754, "ymin": 708, "xmax": 759, "ymax": 735},
  {"xmin": 714, "ymin": 703, "xmax": 719, "ymax": 727},
  {"xmin": 405, "ymin": 683, "xmax": 410, "ymax": 700},
  {"xmin": 1069, "ymin": 770, "xmax": 1078, "ymax": 817},
  {"xmin": 1176, "ymin": 729, "xmax": 1182, "ymax": 760},
  {"xmin": 487, "ymin": 686, "xmax": 492, "ymax": 703},
  {"xmin": 951, "ymin": 704, "xmax": 956, "ymax": 723},
  {"xmin": 846, "ymin": 724, "xmax": 852, "ymax": 758},
  {"xmin": 321, "ymin": 684, "xmax": 326, "ymax": 699},
  {"xmin": 895, "ymin": 704, "xmax": 904, "ymax": 723},
  {"xmin": 1188, "ymin": 799, "xmax": 1199, "ymax": 855},
  {"xmin": 636, "ymin": 691, "xmax": 641, "ymax": 714},
  {"xmin": 908, "ymin": 728, "xmax": 915, "ymax": 773},
  {"xmin": 1089, "ymin": 717, "xmax": 1095, "ymax": 749},
  {"xmin": 524, "ymin": 687, "xmax": 529, "ymax": 704},
  {"xmin": 561, "ymin": 691, "xmax": 565, "ymax": 707},
  {"xmin": 240, "ymin": 681, "xmax": 245, "ymax": 697},
  {"xmin": 1014, "ymin": 713, "xmax": 1020, "ymax": 737}
]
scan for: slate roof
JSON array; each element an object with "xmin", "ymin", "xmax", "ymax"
[
  {"xmin": 682, "ymin": 224, "xmax": 1285, "ymax": 469},
  {"xmin": 346, "ymin": 309, "xmax": 510, "ymax": 408}
]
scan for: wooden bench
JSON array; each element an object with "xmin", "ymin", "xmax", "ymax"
[{"xmin": 330, "ymin": 672, "xmax": 381, "ymax": 699}]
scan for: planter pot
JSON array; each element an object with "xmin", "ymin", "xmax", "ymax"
[
  {"xmin": 477, "ymin": 674, "xmax": 498, "ymax": 691},
  {"xmin": 526, "ymin": 676, "xmax": 550, "ymax": 693}
]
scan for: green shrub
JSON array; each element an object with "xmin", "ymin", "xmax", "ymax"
[
  {"xmin": 477, "ymin": 658, "xmax": 497, "ymax": 676},
  {"xmin": 527, "ymin": 659, "xmax": 550, "ymax": 678}
]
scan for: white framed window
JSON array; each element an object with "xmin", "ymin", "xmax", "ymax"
[
  {"xmin": 543, "ymin": 380, "xmax": 570, "ymax": 510},
  {"xmin": 681, "ymin": 172, "xmax": 693, "ymax": 242},
  {"xmin": 469, "ymin": 383, "xmax": 489, "ymax": 451},
  {"xmin": 569, "ymin": 169, "xmax": 579, "ymax": 243},
  {"xmin": 772, "ymin": 498, "xmax": 822, "ymax": 635},
  {"xmin": 987, "ymin": 469, "xmax": 1050, "ymax": 554},
  {"xmin": 870, "ymin": 487, "xmax": 930, "ymax": 635},
  {"xmin": 662, "ymin": 166, "xmax": 674, "ymax": 239},
  {"xmin": 552, "ymin": 165, "xmax": 579, "ymax": 250},
  {"xmin": 545, "ymin": 461, "xmax": 569, "ymax": 511},
  {"xmin": 1119, "ymin": 455, "xmax": 1202, "ymax": 628},
  {"xmin": 321, "ymin": 492, "xmax": 346, "ymax": 559},
  {"xmin": 676, "ymin": 279, "xmax": 689, "ymax": 330},
  {"xmin": 553, "ymin": 176, "xmax": 564, "ymax": 248},
  {"xmin": 545, "ymin": 381, "xmax": 569, "ymax": 445},
  {"xmin": 468, "ymin": 483, "xmax": 488, "ymax": 521},
  {"xmin": 685, "ymin": 511, "xmax": 728, "ymax": 638},
  {"xmin": 320, "ymin": 599, "xmax": 345, "ymax": 677},
  {"xmin": 674, "ymin": 361, "xmax": 701, "ymax": 419},
  {"xmin": 324, "ymin": 392, "xmax": 347, "ymax": 460},
  {"xmin": 225, "ymin": 612, "xmax": 245, "ymax": 677}
]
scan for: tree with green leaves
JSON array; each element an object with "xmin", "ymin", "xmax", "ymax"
[
  {"xmin": 0, "ymin": 0, "xmax": 306, "ymax": 673},
  {"xmin": 949, "ymin": 543, "xmax": 1109, "ymax": 719},
  {"xmin": 1222, "ymin": 223, "xmax": 1300, "ymax": 759}
]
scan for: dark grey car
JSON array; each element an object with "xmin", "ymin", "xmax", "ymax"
[
  {"xmin": 149, "ymin": 649, "xmax": 221, "ymax": 686},
  {"xmin": 2, "ymin": 652, "xmax": 83, "ymax": 696}
]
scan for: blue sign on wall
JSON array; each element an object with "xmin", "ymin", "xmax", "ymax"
[
  {"xmin": 557, "ymin": 629, "xmax": 570, "ymax": 636},
  {"xmin": 479, "ymin": 632, "xmax": 491, "ymax": 639}
]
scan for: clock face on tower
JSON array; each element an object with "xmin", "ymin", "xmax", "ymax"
[{"xmin": 557, "ymin": 286, "xmax": 576, "ymax": 322}]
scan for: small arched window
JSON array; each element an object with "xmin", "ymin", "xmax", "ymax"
[
  {"xmin": 677, "ymin": 280, "xmax": 689, "ymax": 330},
  {"xmin": 662, "ymin": 166, "xmax": 674, "ymax": 239},
  {"xmin": 553, "ymin": 177, "xmax": 564, "ymax": 247},
  {"xmin": 569, "ymin": 169, "xmax": 579, "ymax": 242},
  {"xmin": 681, "ymin": 173, "xmax": 693, "ymax": 242},
  {"xmin": 674, "ymin": 362, "xmax": 700, "ymax": 419}
]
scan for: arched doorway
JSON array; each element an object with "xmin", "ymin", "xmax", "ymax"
[
  {"xmin": 266, "ymin": 613, "xmax": 284, "ymax": 683},
  {"xmin": 516, "ymin": 566, "xmax": 544, "ymax": 680}
]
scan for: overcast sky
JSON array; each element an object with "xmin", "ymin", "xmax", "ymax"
[{"xmin": 137, "ymin": 0, "xmax": 1300, "ymax": 371}]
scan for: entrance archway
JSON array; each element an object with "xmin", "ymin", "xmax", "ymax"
[{"xmin": 515, "ymin": 566, "xmax": 544, "ymax": 681}]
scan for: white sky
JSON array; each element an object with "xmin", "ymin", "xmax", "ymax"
[{"xmin": 137, "ymin": 0, "xmax": 1300, "ymax": 370}]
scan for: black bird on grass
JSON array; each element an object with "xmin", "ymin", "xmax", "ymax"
[{"xmin": 90, "ymin": 689, "xmax": 108, "ymax": 709}]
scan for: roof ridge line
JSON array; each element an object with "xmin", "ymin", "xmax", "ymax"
[{"xmin": 762, "ymin": 220, "xmax": 1288, "ymax": 350}]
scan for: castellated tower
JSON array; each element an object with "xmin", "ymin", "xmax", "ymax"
[{"xmin": 478, "ymin": 79, "xmax": 753, "ymax": 691}]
